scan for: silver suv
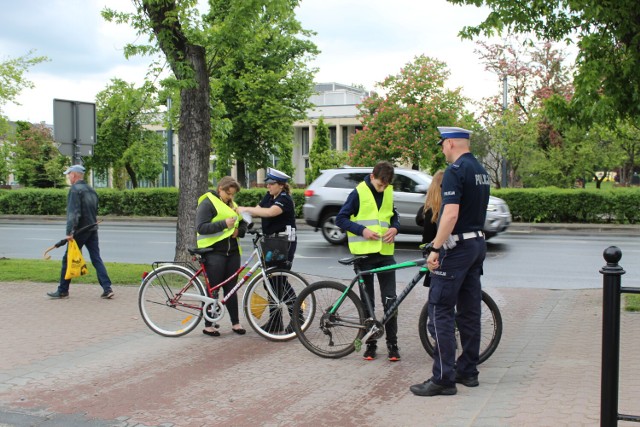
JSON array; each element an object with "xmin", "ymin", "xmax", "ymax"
[{"xmin": 303, "ymin": 167, "xmax": 512, "ymax": 245}]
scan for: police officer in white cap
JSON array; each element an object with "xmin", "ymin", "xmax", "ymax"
[
  {"xmin": 410, "ymin": 126, "xmax": 490, "ymax": 397},
  {"xmin": 238, "ymin": 167, "xmax": 298, "ymax": 333}
]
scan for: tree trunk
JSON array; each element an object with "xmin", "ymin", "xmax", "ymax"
[{"xmin": 174, "ymin": 44, "xmax": 211, "ymax": 262}]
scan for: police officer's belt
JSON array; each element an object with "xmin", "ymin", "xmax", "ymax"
[{"xmin": 453, "ymin": 231, "xmax": 484, "ymax": 242}]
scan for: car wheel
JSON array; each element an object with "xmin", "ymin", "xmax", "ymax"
[{"xmin": 320, "ymin": 211, "xmax": 347, "ymax": 245}]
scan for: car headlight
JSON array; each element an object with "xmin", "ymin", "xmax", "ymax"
[{"xmin": 486, "ymin": 204, "xmax": 497, "ymax": 212}]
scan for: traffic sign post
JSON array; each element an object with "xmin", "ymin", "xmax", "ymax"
[{"xmin": 53, "ymin": 99, "xmax": 96, "ymax": 164}]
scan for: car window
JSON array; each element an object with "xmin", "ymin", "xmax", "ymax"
[
  {"xmin": 325, "ymin": 173, "xmax": 368, "ymax": 189},
  {"xmin": 392, "ymin": 174, "xmax": 421, "ymax": 193}
]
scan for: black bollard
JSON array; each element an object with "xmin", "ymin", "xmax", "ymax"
[{"xmin": 600, "ymin": 246, "xmax": 625, "ymax": 427}]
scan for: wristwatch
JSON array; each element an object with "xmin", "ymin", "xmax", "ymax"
[{"xmin": 427, "ymin": 245, "xmax": 441, "ymax": 253}]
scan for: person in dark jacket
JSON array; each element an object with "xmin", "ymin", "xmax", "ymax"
[
  {"xmin": 47, "ymin": 164, "xmax": 113, "ymax": 299},
  {"xmin": 196, "ymin": 176, "xmax": 248, "ymax": 336}
]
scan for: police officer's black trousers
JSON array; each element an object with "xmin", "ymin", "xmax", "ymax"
[
  {"xmin": 427, "ymin": 238, "xmax": 486, "ymax": 386},
  {"xmin": 359, "ymin": 254, "xmax": 398, "ymax": 347}
]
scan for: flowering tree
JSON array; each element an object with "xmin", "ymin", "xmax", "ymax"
[{"xmin": 349, "ymin": 55, "xmax": 470, "ymax": 172}]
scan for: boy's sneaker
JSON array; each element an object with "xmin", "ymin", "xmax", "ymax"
[
  {"xmin": 363, "ymin": 344, "xmax": 377, "ymax": 361},
  {"xmin": 387, "ymin": 344, "xmax": 401, "ymax": 362},
  {"xmin": 101, "ymin": 290, "xmax": 115, "ymax": 299},
  {"xmin": 47, "ymin": 290, "xmax": 69, "ymax": 299}
]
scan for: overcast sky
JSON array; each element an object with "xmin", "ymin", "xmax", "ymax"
[{"xmin": 0, "ymin": 0, "xmax": 501, "ymax": 124}]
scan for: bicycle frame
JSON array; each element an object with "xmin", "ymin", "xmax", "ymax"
[
  {"xmin": 166, "ymin": 232, "xmax": 284, "ymax": 323},
  {"xmin": 330, "ymin": 257, "xmax": 429, "ymax": 345}
]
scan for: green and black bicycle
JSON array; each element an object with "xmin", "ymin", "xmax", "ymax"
[{"xmin": 292, "ymin": 244, "xmax": 502, "ymax": 361}]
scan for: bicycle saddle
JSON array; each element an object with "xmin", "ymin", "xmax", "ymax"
[{"xmin": 338, "ymin": 255, "xmax": 371, "ymax": 266}]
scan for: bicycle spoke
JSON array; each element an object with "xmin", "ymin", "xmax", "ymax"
[
  {"xmin": 139, "ymin": 266, "xmax": 205, "ymax": 337},
  {"xmin": 292, "ymin": 281, "xmax": 365, "ymax": 359}
]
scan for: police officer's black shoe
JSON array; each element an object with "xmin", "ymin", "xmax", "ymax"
[
  {"xmin": 410, "ymin": 379, "xmax": 457, "ymax": 396},
  {"xmin": 455, "ymin": 374, "xmax": 479, "ymax": 387}
]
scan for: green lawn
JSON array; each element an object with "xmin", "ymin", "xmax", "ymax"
[{"xmin": 0, "ymin": 258, "xmax": 148, "ymax": 285}]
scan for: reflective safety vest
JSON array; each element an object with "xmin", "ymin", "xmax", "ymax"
[
  {"xmin": 196, "ymin": 192, "xmax": 241, "ymax": 252},
  {"xmin": 347, "ymin": 181, "xmax": 394, "ymax": 255}
]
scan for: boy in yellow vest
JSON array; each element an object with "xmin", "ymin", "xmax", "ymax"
[{"xmin": 335, "ymin": 161, "xmax": 401, "ymax": 361}]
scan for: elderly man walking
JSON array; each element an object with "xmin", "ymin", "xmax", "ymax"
[{"xmin": 47, "ymin": 164, "xmax": 114, "ymax": 299}]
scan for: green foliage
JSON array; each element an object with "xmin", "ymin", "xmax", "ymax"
[
  {"xmin": 87, "ymin": 79, "xmax": 164, "ymax": 188},
  {"xmin": 0, "ymin": 187, "xmax": 307, "ymax": 218},
  {"xmin": 204, "ymin": 0, "xmax": 318, "ymax": 175},
  {"xmin": 448, "ymin": 0, "xmax": 640, "ymax": 123},
  {"xmin": 492, "ymin": 187, "xmax": 640, "ymax": 224},
  {"xmin": 0, "ymin": 188, "xmax": 67, "ymax": 215},
  {"xmin": 0, "ymin": 50, "xmax": 49, "ymax": 114},
  {"xmin": 307, "ymin": 117, "xmax": 331, "ymax": 183},
  {"xmin": 12, "ymin": 122, "xmax": 67, "ymax": 188},
  {"xmin": 350, "ymin": 55, "xmax": 470, "ymax": 171},
  {"xmin": 305, "ymin": 150, "xmax": 349, "ymax": 185}
]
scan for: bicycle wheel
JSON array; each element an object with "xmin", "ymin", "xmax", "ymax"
[
  {"xmin": 139, "ymin": 265, "xmax": 206, "ymax": 337},
  {"xmin": 292, "ymin": 281, "xmax": 366, "ymax": 359},
  {"xmin": 419, "ymin": 290, "xmax": 502, "ymax": 364},
  {"xmin": 243, "ymin": 269, "xmax": 310, "ymax": 342}
]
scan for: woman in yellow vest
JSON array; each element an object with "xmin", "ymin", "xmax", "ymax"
[
  {"xmin": 196, "ymin": 176, "xmax": 248, "ymax": 336},
  {"xmin": 335, "ymin": 161, "xmax": 402, "ymax": 362}
]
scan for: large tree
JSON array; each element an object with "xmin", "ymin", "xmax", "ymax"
[
  {"xmin": 87, "ymin": 78, "xmax": 164, "ymax": 189},
  {"xmin": 103, "ymin": 0, "xmax": 316, "ymax": 260},
  {"xmin": 447, "ymin": 0, "xmax": 640, "ymax": 124},
  {"xmin": 104, "ymin": 0, "xmax": 211, "ymax": 261},
  {"xmin": 349, "ymin": 55, "xmax": 471, "ymax": 172}
]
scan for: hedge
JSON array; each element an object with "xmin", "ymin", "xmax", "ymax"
[
  {"xmin": 491, "ymin": 187, "xmax": 640, "ymax": 224},
  {"xmin": 0, "ymin": 187, "xmax": 306, "ymax": 219},
  {"xmin": 1, "ymin": 186, "xmax": 638, "ymax": 224}
]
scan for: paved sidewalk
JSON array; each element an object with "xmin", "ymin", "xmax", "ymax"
[{"xmin": 0, "ymin": 279, "xmax": 639, "ymax": 426}]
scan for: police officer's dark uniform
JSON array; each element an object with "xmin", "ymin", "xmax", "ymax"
[{"xmin": 410, "ymin": 127, "xmax": 490, "ymax": 396}]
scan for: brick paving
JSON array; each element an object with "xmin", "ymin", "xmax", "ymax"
[{"xmin": 0, "ymin": 279, "xmax": 639, "ymax": 427}]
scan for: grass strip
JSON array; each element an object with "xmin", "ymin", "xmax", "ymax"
[{"xmin": 0, "ymin": 258, "xmax": 149, "ymax": 286}]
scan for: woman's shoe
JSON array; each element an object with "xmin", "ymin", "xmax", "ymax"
[
  {"xmin": 232, "ymin": 327, "xmax": 246, "ymax": 335},
  {"xmin": 203, "ymin": 328, "xmax": 220, "ymax": 337}
]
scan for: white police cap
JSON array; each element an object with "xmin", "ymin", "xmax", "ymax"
[
  {"xmin": 63, "ymin": 164, "xmax": 86, "ymax": 175},
  {"xmin": 264, "ymin": 167, "xmax": 290, "ymax": 183},
  {"xmin": 437, "ymin": 126, "xmax": 472, "ymax": 145}
]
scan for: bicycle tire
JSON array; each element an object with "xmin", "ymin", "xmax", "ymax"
[
  {"xmin": 138, "ymin": 265, "xmax": 206, "ymax": 337},
  {"xmin": 292, "ymin": 281, "xmax": 366, "ymax": 359},
  {"xmin": 243, "ymin": 269, "xmax": 310, "ymax": 342},
  {"xmin": 418, "ymin": 290, "xmax": 502, "ymax": 364}
]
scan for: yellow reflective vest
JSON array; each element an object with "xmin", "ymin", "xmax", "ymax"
[
  {"xmin": 196, "ymin": 192, "xmax": 241, "ymax": 252},
  {"xmin": 347, "ymin": 181, "xmax": 394, "ymax": 255}
]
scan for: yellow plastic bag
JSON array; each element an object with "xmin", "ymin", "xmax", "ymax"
[{"xmin": 64, "ymin": 239, "xmax": 89, "ymax": 280}]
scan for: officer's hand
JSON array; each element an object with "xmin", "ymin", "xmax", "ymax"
[
  {"xmin": 427, "ymin": 251, "xmax": 440, "ymax": 270},
  {"xmin": 362, "ymin": 228, "xmax": 380, "ymax": 240},
  {"xmin": 382, "ymin": 228, "xmax": 397, "ymax": 243},
  {"xmin": 225, "ymin": 217, "xmax": 235, "ymax": 229}
]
